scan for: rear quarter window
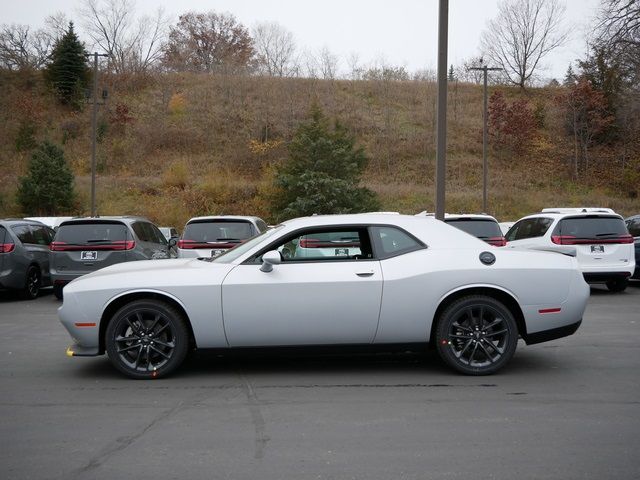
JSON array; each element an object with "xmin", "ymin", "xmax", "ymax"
[
  {"xmin": 626, "ymin": 218, "xmax": 640, "ymax": 237},
  {"xmin": 11, "ymin": 225, "xmax": 35, "ymax": 244},
  {"xmin": 370, "ymin": 226, "xmax": 425, "ymax": 259},
  {"xmin": 506, "ymin": 218, "xmax": 553, "ymax": 241}
]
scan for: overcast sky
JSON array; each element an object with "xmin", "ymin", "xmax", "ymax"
[{"xmin": 4, "ymin": 0, "xmax": 600, "ymax": 80}]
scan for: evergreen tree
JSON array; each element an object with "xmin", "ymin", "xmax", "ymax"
[
  {"xmin": 448, "ymin": 64, "xmax": 456, "ymax": 81},
  {"xmin": 270, "ymin": 105, "xmax": 379, "ymax": 222},
  {"xmin": 17, "ymin": 141, "xmax": 76, "ymax": 215},
  {"xmin": 44, "ymin": 22, "xmax": 90, "ymax": 107}
]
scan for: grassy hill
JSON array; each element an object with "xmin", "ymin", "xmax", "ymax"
[{"xmin": 1, "ymin": 70, "xmax": 639, "ymax": 227}]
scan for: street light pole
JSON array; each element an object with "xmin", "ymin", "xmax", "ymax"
[
  {"xmin": 435, "ymin": 0, "xmax": 449, "ymax": 221},
  {"xmin": 469, "ymin": 64, "xmax": 502, "ymax": 213},
  {"xmin": 85, "ymin": 52, "xmax": 109, "ymax": 217}
]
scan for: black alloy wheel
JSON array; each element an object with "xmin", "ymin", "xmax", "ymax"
[
  {"xmin": 606, "ymin": 278, "xmax": 628, "ymax": 293},
  {"xmin": 436, "ymin": 295, "xmax": 518, "ymax": 375},
  {"xmin": 22, "ymin": 266, "xmax": 40, "ymax": 300},
  {"xmin": 105, "ymin": 300, "xmax": 189, "ymax": 379}
]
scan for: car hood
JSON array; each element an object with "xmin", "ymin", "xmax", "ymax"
[{"xmin": 65, "ymin": 258, "xmax": 236, "ymax": 293}]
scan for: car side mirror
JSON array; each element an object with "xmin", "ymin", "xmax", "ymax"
[
  {"xmin": 260, "ymin": 250, "xmax": 281, "ymax": 272},
  {"xmin": 168, "ymin": 238, "xmax": 177, "ymax": 248}
]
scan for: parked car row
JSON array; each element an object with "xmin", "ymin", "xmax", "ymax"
[{"xmin": 2, "ymin": 207, "xmax": 637, "ymax": 301}]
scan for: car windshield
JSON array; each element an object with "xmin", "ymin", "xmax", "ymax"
[
  {"xmin": 183, "ymin": 220, "xmax": 254, "ymax": 243},
  {"xmin": 557, "ymin": 216, "xmax": 627, "ymax": 239},
  {"xmin": 55, "ymin": 222, "xmax": 128, "ymax": 244},
  {"xmin": 212, "ymin": 225, "xmax": 283, "ymax": 263},
  {"xmin": 445, "ymin": 219, "xmax": 502, "ymax": 238}
]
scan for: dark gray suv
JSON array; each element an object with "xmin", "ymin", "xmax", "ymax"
[
  {"xmin": 50, "ymin": 216, "xmax": 172, "ymax": 299},
  {"xmin": 0, "ymin": 219, "xmax": 55, "ymax": 299}
]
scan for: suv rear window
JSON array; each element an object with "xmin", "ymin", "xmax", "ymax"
[
  {"xmin": 554, "ymin": 216, "xmax": 628, "ymax": 240},
  {"xmin": 55, "ymin": 222, "xmax": 129, "ymax": 245},
  {"xmin": 132, "ymin": 222, "xmax": 167, "ymax": 244},
  {"xmin": 183, "ymin": 220, "xmax": 254, "ymax": 242},
  {"xmin": 445, "ymin": 219, "xmax": 502, "ymax": 239}
]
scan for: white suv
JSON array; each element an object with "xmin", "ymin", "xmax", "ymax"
[
  {"xmin": 177, "ymin": 216, "xmax": 268, "ymax": 258},
  {"xmin": 506, "ymin": 208, "xmax": 635, "ymax": 292},
  {"xmin": 416, "ymin": 212, "xmax": 506, "ymax": 247}
]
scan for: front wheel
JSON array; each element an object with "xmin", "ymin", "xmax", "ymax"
[
  {"xmin": 606, "ymin": 278, "xmax": 628, "ymax": 292},
  {"xmin": 436, "ymin": 295, "xmax": 518, "ymax": 375},
  {"xmin": 105, "ymin": 300, "xmax": 190, "ymax": 379}
]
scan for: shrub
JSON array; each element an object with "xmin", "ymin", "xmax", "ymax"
[
  {"xmin": 17, "ymin": 141, "xmax": 76, "ymax": 215},
  {"xmin": 269, "ymin": 104, "xmax": 379, "ymax": 221}
]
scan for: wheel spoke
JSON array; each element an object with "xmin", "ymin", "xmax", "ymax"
[
  {"xmin": 478, "ymin": 341, "xmax": 494, "ymax": 363},
  {"xmin": 126, "ymin": 317, "xmax": 141, "ymax": 335},
  {"xmin": 482, "ymin": 338, "xmax": 504, "ymax": 354},
  {"xmin": 150, "ymin": 345, "xmax": 171, "ymax": 359},
  {"xmin": 484, "ymin": 329, "xmax": 508, "ymax": 338},
  {"xmin": 484, "ymin": 318, "xmax": 503, "ymax": 330},
  {"xmin": 449, "ymin": 333, "xmax": 472, "ymax": 339},
  {"xmin": 469, "ymin": 342, "xmax": 479, "ymax": 364},
  {"xmin": 116, "ymin": 335, "xmax": 138, "ymax": 343},
  {"xmin": 133, "ymin": 346, "xmax": 143, "ymax": 368},
  {"xmin": 152, "ymin": 339, "xmax": 174, "ymax": 348},
  {"xmin": 478, "ymin": 306, "xmax": 485, "ymax": 328},
  {"xmin": 452, "ymin": 321, "xmax": 473, "ymax": 332},
  {"xmin": 153, "ymin": 323, "xmax": 169, "ymax": 336},
  {"xmin": 118, "ymin": 344, "xmax": 142, "ymax": 354},
  {"xmin": 148, "ymin": 314, "xmax": 161, "ymax": 333},
  {"xmin": 455, "ymin": 339, "xmax": 473, "ymax": 358}
]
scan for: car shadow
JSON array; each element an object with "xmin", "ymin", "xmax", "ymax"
[{"xmin": 70, "ymin": 344, "xmax": 560, "ymax": 382}]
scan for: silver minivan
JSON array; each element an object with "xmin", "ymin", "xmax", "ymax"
[{"xmin": 50, "ymin": 216, "xmax": 172, "ymax": 299}]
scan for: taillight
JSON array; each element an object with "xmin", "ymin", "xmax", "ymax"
[
  {"xmin": 50, "ymin": 241, "xmax": 66, "ymax": 251},
  {"xmin": 552, "ymin": 234, "xmax": 634, "ymax": 245},
  {"xmin": 551, "ymin": 235, "xmax": 576, "ymax": 245},
  {"xmin": 178, "ymin": 239, "xmax": 239, "ymax": 249},
  {"xmin": 487, "ymin": 236, "xmax": 507, "ymax": 247},
  {"xmin": 0, "ymin": 243, "xmax": 15, "ymax": 253}
]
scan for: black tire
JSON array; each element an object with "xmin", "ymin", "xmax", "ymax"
[
  {"xmin": 53, "ymin": 284, "xmax": 64, "ymax": 300},
  {"xmin": 105, "ymin": 299, "xmax": 190, "ymax": 379},
  {"xmin": 435, "ymin": 295, "xmax": 518, "ymax": 375},
  {"xmin": 22, "ymin": 266, "xmax": 40, "ymax": 300},
  {"xmin": 606, "ymin": 278, "xmax": 628, "ymax": 292}
]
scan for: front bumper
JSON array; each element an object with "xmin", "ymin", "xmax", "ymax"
[{"xmin": 66, "ymin": 343, "xmax": 100, "ymax": 357}]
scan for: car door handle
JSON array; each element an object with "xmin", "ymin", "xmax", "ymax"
[{"xmin": 355, "ymin": 271, "xmax": 375, "ymax": 277}]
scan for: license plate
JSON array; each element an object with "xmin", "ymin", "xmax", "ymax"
[
  {"xmin": 81, "ymin": 251, "xmax": 98, "ymax": 260},
  {"xmin": 591, "ymin": 245, "xmax": 605, "ymax": 253},
  {"xmin": 335, "ymin": 248, "xmax": 349, "ymax": 256},
  {"xmin": 211, "ymin": 249, "xmax": 225, "ymax": 257}
]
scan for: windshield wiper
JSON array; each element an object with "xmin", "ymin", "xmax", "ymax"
[
  {"xmin": 215, "ymin": 238, "xmax": 242, "ymax": 243},
  {"xmin": 86, "ymin": 239, "xmax": 114, "ymax": 243},
  {"xmin": 595, "ymin": 233, "xmax": 619, "ymax": 237}
]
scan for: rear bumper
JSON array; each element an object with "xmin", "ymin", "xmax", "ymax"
[
  {"xmin": 583, "ymin": 271, "xmax": 631, "ymax": 283},
  {"xmin": 524, "ymin": 320, "xmax": 582, "ymax": 345}
]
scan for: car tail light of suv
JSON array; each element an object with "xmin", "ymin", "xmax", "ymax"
[
  {"xmin": 487, "ymin": 236, "xmax": 507, "ymax": 247},
  {"xmin": 551, "ymin": 234, "xmax": 634, "ymax": 245},
  {"xmin": 0, "ymin": 242, "xmax": 15, "ymax": 253},
  {"xmin": 50, "ymin": 240, "xmax": 136, "ymax": 251}
]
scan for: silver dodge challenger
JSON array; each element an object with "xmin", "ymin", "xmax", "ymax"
[{"xmin": 59, "ymin": 214, "xmax": 590, "ymax": 379}]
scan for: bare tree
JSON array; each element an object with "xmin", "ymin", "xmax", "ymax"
[
  {"xmin": 480, "ymin": 0, "xmax": 568, "ymax": 88},
  {"xmin": 0, "ymin": 24, "xmax": 52, "ymax": 70},
  {"xmin": 456, "ymin": 56, "xmax": 484, "ymax": 84},
  {"xmin": 318, "ymin": 46, "xmax": 339, "ymax": 80},
  {"xmin": 43, "ymin": 12, "xmax": 70, "ymax": 43},
  {"xmin": 595, "ymin": 0, "xmax": 640, "ymax": 86},
  {"xmin": 252, "ymin": 21, "xmax": 298, "ymax": 77},
  {"xmin": 163, "ymin": 11, "xmax": 254, "ymax": 74},
  {"xmin": 79, "ymin": 0, "xmax": 168, "ymax": 74}
]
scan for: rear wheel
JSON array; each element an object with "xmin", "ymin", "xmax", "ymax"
[
  {"xmin": 53, "ymin": 284, "xmax": 64, "ymax": 300},
  {"xmin": 22, "ymin": 266, "xmax": 40, "ymax": 300},
  {"xmin": 606, "ymin": 278, "xmax": 628, "ymax": 292},
  {"xmin": 105, "ymin": 300, "xmax": 190, "ymax": 379},
  {"xmin": 436, "ymin": 295, "xmax": 518, "ymax": 375}
]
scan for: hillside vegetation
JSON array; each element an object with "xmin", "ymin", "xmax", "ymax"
[{"xmin": 1, "ymin": 70, "xmax": 639, "ymax": 226}]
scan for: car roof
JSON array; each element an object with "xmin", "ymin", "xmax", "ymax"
[
  {"xmin": 517, "ymin": 210, "xmax": 623, "ymax": 221},
  {"xmin": 58, "ymin": 216, "xmax": 151, "ymax": 226},
  {"xmin": 415, "ymin": 211, "xmax": 499, "ymax": 222},
  {"xmin": 0, "ymin": 218, "xmax": 50, "ymax": 227},
  {"xmin": 186, "ymin": 215, "xmax": 263, "ymax": 223}
]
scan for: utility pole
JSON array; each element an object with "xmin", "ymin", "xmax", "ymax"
[
  {"xmin": 469, "ymin": 62, "xmax": 502, "ymax": 213},
  {"xmin": 85, "ymin": 52, "xmax": 109, "ymax": 217},
  {"xmin": 435, "ymin": 0, "xmax": 448, "ymax": 221}
]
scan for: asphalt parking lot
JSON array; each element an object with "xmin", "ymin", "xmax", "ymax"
[{"xmin": 1, "ymin": 283, "xmax": 639, "ymax": 480}]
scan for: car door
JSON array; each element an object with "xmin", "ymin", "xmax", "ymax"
[
  {"xmin": 29, "ymin": 224, "xmax": 53, "ymax": 285},
  {"xmin": 221, "ymin": 227, "xmax": 383, "ymax": 347}
]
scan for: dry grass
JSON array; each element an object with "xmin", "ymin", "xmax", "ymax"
[{"xmin": 1, "ymin": 70, "xmax": 638, "ymax": 225}]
